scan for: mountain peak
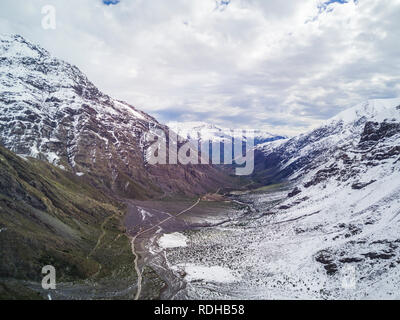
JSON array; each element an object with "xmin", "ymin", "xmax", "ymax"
[
  {"xmin": 331, "ymin": 98, "xmax": 400, "ymax": 125},
  {"xmin": 0, "ymin": 33, "xmax": 50, "ymax": 59}
]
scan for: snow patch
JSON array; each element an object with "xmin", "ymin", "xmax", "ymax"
[
  {"xmin": 114, "ymin": 101, "xmax": 145, "ymax": 120},
  {"xmin": 139, "ymin": 208, "xmax": 153, "ymax": 221},
  {"xmin": 158, "ymin": 232, "xmax": 188, "ymax": 249},
  {"xmin": 174, "ymin": 264, "xmax": 239, "ymax": 283}
]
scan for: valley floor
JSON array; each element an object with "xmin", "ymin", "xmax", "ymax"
[
  {"xmin": 124, "ymin": 195, "xmax": 246, "ymax": 299},
  {"xmin": 136, "ymin": 184, "xmax": 400, "ymax": 300},
  {"xmin": 5, "ymin": 180, "xmax": 399, "ymax": 300}
]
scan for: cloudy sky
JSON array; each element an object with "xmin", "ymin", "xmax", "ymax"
[{"xmin": 1, "ymin": 0, "xmax": 400, "ymax": 136}]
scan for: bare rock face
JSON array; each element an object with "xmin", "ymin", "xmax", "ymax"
[
  {"xmin": 0, "ymin": 34, "xmax": 231, "ymax": 199},
  {"xmin": 359, "ymin": 121, "xmax": 400, "ymax": 149},
  {"xmin": 288, "ymin": 186, "xmax": 302, "ymax": 198}
]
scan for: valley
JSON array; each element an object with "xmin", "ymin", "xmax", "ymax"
[{"xmin": 1, "ymin": 33, "xmax": 400, "ymax": 300}]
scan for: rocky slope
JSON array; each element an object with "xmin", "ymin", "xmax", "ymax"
[
  {"xmin": 0, "ymin": 144, "xmax": 145, "ymax": 299},
  {"xmin": 0, "ymin": 34, "xmax": 233, "ymax": 200}
]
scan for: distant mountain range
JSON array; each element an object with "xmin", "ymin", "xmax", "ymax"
[{"xmin": 167, "ymin": 121, "xmax": 286, "ymax": 146}]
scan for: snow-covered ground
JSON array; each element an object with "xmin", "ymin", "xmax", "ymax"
[
  {"xmin": 158, "ymin": 232, "xmax": 188, "ymax": 249},
  {"xmin": 155, "ymin": 175, "xmax": 400, "ymax": 299},
  {"xmin": 172, "ymin": 264, "xmax": 240, "ymax": 283}
]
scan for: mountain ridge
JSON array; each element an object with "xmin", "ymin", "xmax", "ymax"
[
  {"xmin": 253, "ymin": 98, "xmax": 400, "ymax": 184},
  {"xmin": 167, "ymin": 120, "xmax": 287, "ymax": 145},
  {"xmin": 0, "ymin": 34, "xmax": 235, "ymax": 199}
]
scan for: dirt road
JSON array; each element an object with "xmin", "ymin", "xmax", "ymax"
[{"xmin": 130, "ymin": 198, "xmax": 201, "ymax": 300}]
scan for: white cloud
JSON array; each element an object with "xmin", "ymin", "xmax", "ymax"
[{"xmin": 1, "ymin": 0, "xmax": 400, "ymax": 136}]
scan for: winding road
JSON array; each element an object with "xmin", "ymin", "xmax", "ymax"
[
  {"xmin": 131, "ymin": 234, "xmax": 142, "ymax": 300},
  {"xmin": 131, "ymin": 198, "xmax": 201, "ymax": 300}
]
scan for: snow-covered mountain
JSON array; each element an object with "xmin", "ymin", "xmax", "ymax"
[
  {"xmin": 167, "ymin": 121, "xmax": 286, "ymax": 146},
  {"xmin": 240, "ymin": 98, "xmax": 400, "ymax": 298},
  {"xmin": 254, "ymin": 98, "xmax": 400, "ymax": 185},
  {"xmin": 158, "ymin": 98, "xmax": 400, "ymax": 299},
  {"xmin": 0, "ymin": 34, "xmax": 231, "ymax": 198}
]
